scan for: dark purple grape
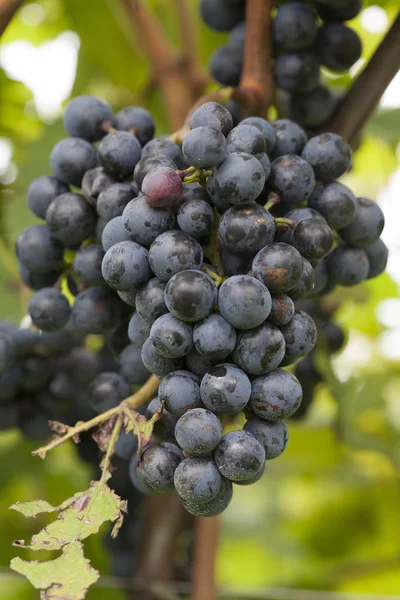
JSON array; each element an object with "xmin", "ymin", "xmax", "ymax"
[
  {"xmin": 16, "ymin": 224, "xmax": 64, "ymax": 274},
  {"xmin": 271, "ymin": 119, "xmax": 307, "ymax": 159},
  {"xmin": 227, "ymin": 124, "xmax": 266, "ymax": 159},
  {"xmin": 150, "ymin": 313, "xmax": 193, "ymax": 358},
  {"xmin": 200, "ymin": 0, "xmax": 245, "ymax": 31},
  {"xmin": 275, "ymin": 52, "xmax": 320, "ymax": 95},
  {"xmin": 317, "ymin": 23, "xmax": 362, "ymax": 71},
  {"xmin": 158, "ymin": 370, "xmax": 201, "ymax": 416},
  {"xmin": 218, "ymin": 275, "xmax": 272, "ymax": 330},
  {"xmin": 365, "ymin": 238, "xmax": 388, "ymax": 279},
  {"xmin": 149, "ymin": 231, "xmax": 203, "ymax": 282},
  {"xmin": 269, "ymin": 155, "xmax": 315, "ymax": 207},
  {"xmin": 101, "ymin": 216, "xmax": 131, "ymax": 252},
  {"xmin": 73, "ymin": 244, "xmax": 105, "ymax": 287},
  {"xmin": 27, "ymin": 176, "xmax": 69, "ymax": 219},
  {"xmin": 200, "ymin": 363, "xmax": 251, "ymax": 415},
  {"xmin": 182, "ymin": 126, "xmax": 227, "ymax": 168},
  {"xmin": 207, "ymin": 153, "xmax": 265, "ymax": 206},
  {"xmin": 96, "ymin": 183, "xmax": 135, "ymax": 221},
  {"xmin": 214, "ymin": 430, "xmax": 265, "ymax": 483},
  {"xmin": 71, "ymin": 286, "xmax": 122, "ymax": 334},
  {"xmin": 250, "ymin": 368, "xmax": 302, "ymax": 419},
  {"xmin": 120, "ymin": 343, "xmax": 150, "ymax": 384},
  {"xmin": 240, "ymin": 117, "xmax": 276, "ymax": 155},
  {"xmin": 273, "ymin": 2, "xmax": 318, "ymax": 50},
  {"xmin": 193, "ymin": 314, "xmax": 236, "ymax": 360},
  {"xmin": 174, "ymin": 408, "xmax": 222, "ymax": 456},
  {"xmin": 244, "ymin": 417, "xmax": 289, "ymax": 459},
  {"xmin": 232, "ymin": 321, "xmax": 286, "ymax": 375},
  {"xmin": 280, "ymin": 310, "xmax": 317, "ymax": 364},
  {"xmin": 293, "ymin": 218, "xmax": 333, "ymax": 260},
  {"xmin": 123, "ymin": 195, "xmax": 175, "ymax": 247},
  {"xmin": 63, "ymin": 95, "xmax": 114, "ymax": 141},
  {"xmin": 287, "ymin": 258, "xmax": 314, "ymax": 300},
  {"xmin": 137, "ymin": 443, "xmax": 182, "ymax": 493},
  {"xmin": 327, "ymin": 245, "xmax": 369, "ymax": 286},
  {"xmin": 89, "ymin": 372, "xmax": 131, "ymax": 413},
  {"xmin": 268, "ymin": 295, "xmax": 295, "ymax": 326},
  {"xmin": 98, "ymin": 131, "xmax": 141, "ymax": 179},
  {"xmin": 308, "ymin": 182, "xmax": 357, "ymax": 229},
  {"xmin": 29, "ymin": 288, "xmax": 71, "ymax": 332},
  {"xmin": 128, "ymin": 312, "xmax": 151, "ymax": 349},
  {"xmin": 50, "ymin": 138, "xmax": 98, "ymax": 188},
  {"xmin": 253, "ymin": 243, "xmax": 303, "ymax": 294},
  {"xmin": 338, "ymin": 197, "xmax": 385, "ymax": 247},
  {"xmin": 177, "ymin": 198, "xmax": 214, "ymax": 238},
  {"xmin": 115, "ymin": 106, "xmax": 155, "ymax": 145},
  {"xmin": 46, "ymin": 193, "xmax": 96, "ymax": 246},
  {"xmin": 218, "ymin": 203, "xmax": 275, "ymax": 255},
  {"xmin": 102, "ymin": 241, "xmax": 151, "ymax": 291},
  {"xmin": 302, "ymin": 133, "xmax": 352, "ymax": 183},
  {"xmin": 189, "ymin": 101, "xmax": 233, "ymax": 136},
  {"xmin": 141, "ymin": 338, "xmax": 183, "ymax": 377}
]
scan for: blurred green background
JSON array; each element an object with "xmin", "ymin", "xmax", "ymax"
[{"xmin": 0, "ymin": 1, "xmax": 400, "ymax": 598}]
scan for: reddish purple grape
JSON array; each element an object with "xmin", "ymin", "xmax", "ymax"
[{"xmin": 142, "ymin": 166, "xmax": 183, "ymax": 208}]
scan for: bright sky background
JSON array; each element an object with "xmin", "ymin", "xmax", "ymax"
[{"xmin": 0, "ymin": 3, "xmax": 399, "ymax": 364}]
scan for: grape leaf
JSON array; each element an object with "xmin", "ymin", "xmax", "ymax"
[
  {"xmin": 11, "ymin": 543, "xmax": 98, "ymax": 600},
  {"xmin": 10, "ymin": 479, "xmax": 127, "ymax": 599}
]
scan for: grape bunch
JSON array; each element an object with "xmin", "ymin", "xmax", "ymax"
[
  {"xmin": 200, "ymin": 0, "xmax": 363, "ymax": 130},
  {"xmin": 6, "ymin": 93, "xmax": 386, "ymax": 518}
]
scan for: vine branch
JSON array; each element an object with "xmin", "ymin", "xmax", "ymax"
[
  {"xmin": 0, "ymin": 0, "xmax": 23, "ymax": 36},
  {"xmin": 322, "ymin": 12, "xmax": 400, "ymax": 147},
  {"xmin": 119, "ymin": 0, "xmax": 194, "ymax": 129},
  {"xmin": 236, "ymin": 0, "xmax": 273, "ymax": 115},
  {"xmin": 174, "ymin": 0, "xmax": 209, "ymax": 98},
  {"xmin": 192, "ymin": 516, "xmax": 221, "ymax": 600},
  {"xmin": 33, "ymin": 374, "xmax": 160, "ymax": 459}
]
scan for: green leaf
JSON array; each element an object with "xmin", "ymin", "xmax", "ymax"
[
  {"xmin": 10, "ymin": 480, "xmax": 127, "ymax": 599},
  {"xmin": 10, "ymin": 543, "xmax": 98, "ymax": 600}
]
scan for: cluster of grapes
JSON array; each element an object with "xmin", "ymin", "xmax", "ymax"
[
  {"xmin": 201, "ymin": 0, "xmax": 363, "ymax": 129},
  {"xmin": 2, "ymin": 92, "xmax": 386, "ymax": 519}
]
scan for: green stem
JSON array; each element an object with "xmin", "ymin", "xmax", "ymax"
[
  {"xmin": 274, "ymin": 217, "xmax": 297, "ymax": 229},
  {"xmin": 100, "ymin": 415, "xmax": 123, "ymax": 482}
]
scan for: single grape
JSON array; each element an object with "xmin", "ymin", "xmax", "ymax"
[
  {"xmin": 214, "ymin": 430, "xmax": 265, "ymax": 483},
  {"xmin": 101, "ymin": 216, "xmax": 132, "ymax": 251},
  {"xmin": 174, "ymin": 457, "xmax": 222, "ymax": 504},
  {"xmin": 123, "ymin": 195, "xmax": 175, "ymax": 247},
  {"xmin": 29, "ymin": 288, "xmax": 71, "ymax": 332},
  {"xmin": 27, "ymin": 176, "xmax": 69, "ymax": 220},
  {"xmin": 98, "ymin": 131, "xmax": 141, "ymax": 179},
  {"xmin": 338, "ymin": 197, "xmax": 385, "ymax": 247},
  {"xmin": 244, "ymin": 417, "xmax": 289, "ymax": 459},
  {"xmin": 182, "ymin": 126, "xmax": 227, "ymax": 168},
  {"xmin": 129, "ymin": 454, "xmax": 154, "ymax": 495},
  {"xmin": 141, "ymin": 338, "xmax": 184, "ymax": 378},
  {"xmin": 0, "ymin": 334, "xmax": 16, "ymax": 375},
  {"xmin": 19, "ymin": 356, "xmax": 51, "ymax": 392},
  {"xmin": 50, "ymin": 137, "xmax": 98, "ymax": 188},
  {"xmin": 164, "ymin": 270, "xmax": 218, "ymax": 322},
  {"xmin": 233, "ymin": 321, "xmax": 286, "ymax": 375},
  {"xmin": 273, "ymin": 2, "xmax": 318, "ymax": 50},
  {"xmin": 177, "ymin": 198, "xmax": 214, "ymax": 238},
  {"xmin": 274, "ymin": 52, "xmax": 320, "ymax": 95},
  {"xmin": 96, "ymin": 183, "xmax": 135, "ymax": 221},
  {"xmin": 364, "ymin": 238, "xmax": 388, "ymax": 279},
  {"xmin": 302, "ymin": 133, "xmax": 352, "ymax": 182},
  {"xmin": 114, "ymin": 429, "xmax": 138, "ymax": 460},
  {"xmin": 252, "ymin": 242, "xmax": 303, "ymax": 294},
  {"xmin": 271, "ymin": 119, "xmax": 307, "ymax": 159},
  {"xmin": 149, "ymin": 231, "xmax": 203, "ymax": 282},
  {"xmin": 317, "ymin": 23, "xmax": 362, "ymax": 71},
  {"xmin": 308, "ymin": 182, "xmax": 357, "ymax": 229},
  {"xmin": 189, "ymin": 102, "xmax": 233, "ymax": 136},
  {"xmin": 63, "ymin": 95, "xmax": 114, "ymax": 141},
  {"xmin": 210, "ymin": 45, "xmax": 243, "ymax": 87},
  {"xmin": 16, "ymin": 224, "xmax": 64, "ymax": 274},
  {"xmin": 158, "ymin": 370, "xmax": 201, "ymax": 417},
  {"xmin": 183, "ymin": 475, "xmax": 233, "ymax": 517},
  {"xmin": 327, "ymin": 245, "xmax": 369, "ymax": 286},
  {"xmin": 200, "ymin": 363, "xmax": 251, "ymax": 415},
  {"xmin": 46, "ymin": 193, "xmax": 96, "ymax": 246},
  {"xmin": 240, "ymin": 117, "xmax": 276, "ymax": 155},
  {"xmin": 134, "ymin": 154, "xmax": 177, "ymax": 188},
  {"xmin": 218, "ymin": 203, "xmax": 275, "ymax": 255},
  {"xmin": 207, "ymin": 153, "xmax": 265, "ymax": 206},
  {"xmin": 89, "ymin": 372, "xmax": 131, "ymax": 413},
  {"xmin": 128, "ymin": 313, "xmax": 151, "ymax": 349},
  {"xmin": 290, "ymin": 84, "xmax": 336, "ymax": 128},
  {"xmin": 82, "ymin": 167, "xmax": 116, "ymax": 207},
  {"xmin": 185, "ymin": 347, "xmax": 215, "ymax": 378},
  {"xmin": 220, "ymin": 248, "xmax": 253, "ymax": 276},
  {"xmin": 135, "ymin": 278, "xmax": 167, "ymax": 324},
  {"xmin": 142, "ymin": 167, "xmax": 183, "ymax": 208},
  {"xmin": 0, "ymin": 365, "xmax": 21, "ymax": 401},
  {"xmin": 318, "ymin": 319, "xmax": 346, "ymax": 354},
  {"xmin": 218, "ymin": 275, "xmax": 271, "ymax": 330},
  {"xmin": 141, "ymin": 137, "xmax": 186, "ymax": 169},
  {"xmin": 227, "ymin": 124, "xmax": 266, "ymax": 159},
  {"xmin": 280, "ymin": 310, "xmax": 317, "ymax": 365},
  {"xmin": 102, "ymin": 241, "xmax": 151, "ymax": 291},
  {"xmin": 137, "ymin": 443, "xmax": 182, "ymax": 493},
  {"xmin": 193, "ymin": 314, "xmax": 236, "ymax": 361},
  {"xmin": 314, "ymin": 0, "xmax": 362, "ymax": 22},
  {"xmin": 268, "ymin": 295, "xmax": 295, "ymax": 326},
  {"xmin": 200, "ymin": 0, "xmax": 245, "ymax": 31},
  {"xmin": 119, "ymin": 343, "xmax": 150, "ymax": 384},
  {"xmin": 174, "ymin": 408, "xmax": 222, "ymax": 456},
  {"xmin": 269, "ymin": 155, "xmax": 315, "ymax": 206},
  {"xmin": 250, "ymin": 368, "xmax": 302, "ymax": 419},
  {"xmin": 293, "ymin": 218, "xmax": 333, "ymax": 260},
  {"xmin": 73, "ymin": 244, "xmax": 105, "ymax": 287},
  {"xmin": 115, "ymin": 106, "xmax": 155, "ymax": 145},
  {"xmin": 288, "ymin": 258, "xmax": 314, "ymax": 300},
  {"xmin": 150, "ymin": 313, "xmax": 193, "ymax": 358},
  {"xmin": 71, "ymin": 286, "xmax": 122, "ymax": 334}
]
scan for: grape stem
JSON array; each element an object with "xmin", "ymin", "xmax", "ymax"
[
  {"xmin": 99, "ymin": 414, "xmax": 123, "ymax": 483},
  {"xmin": 236, "ymin": 0, "xmax": 273, "ymax": 115},
  {"xmin": 32, "ymin": 374, "xmax": 160, "ymax": 459},
  {"xmin": 274, "ymin": 217, "xmax": 297, "ymax": 229},
  {"xmin": 320, "ymin": 12, "xmax": 400, "ymax": 148}
]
